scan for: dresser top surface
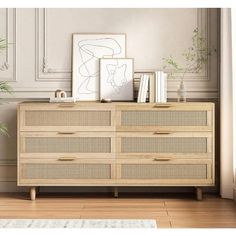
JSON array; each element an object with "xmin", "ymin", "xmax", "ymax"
[{"xmin": 19, "ymin": 101, "xmax": 214, "ymax": 106}]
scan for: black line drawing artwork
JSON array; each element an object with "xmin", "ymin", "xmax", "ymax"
[
  {"xmin": 76, "ymin": 37, "xmax": 124, "ymax": 99},
  {"xmin": 105, "ymin": 59, "xmax": 128, "ymax": 94}
]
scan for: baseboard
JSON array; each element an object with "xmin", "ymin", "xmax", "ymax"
[{"xmin": 0, "ymin": 181, "xmax": 28, "ymax": 192}]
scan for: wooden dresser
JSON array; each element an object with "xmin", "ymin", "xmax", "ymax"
[{"xmin": 17, "ymin": 102, "xmax": 215, "ymax": 200}]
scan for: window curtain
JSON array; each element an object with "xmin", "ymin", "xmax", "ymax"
[
  {"xmin": 220, "ymin": 8, "xmax": 234, "ymax": 199},
  {"xmin": 232, "ymin": 8, "xmax": 236, "ymax": 201}
]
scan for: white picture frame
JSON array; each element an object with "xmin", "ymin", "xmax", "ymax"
[
  {"xmin": 100, "ymin": 58, "xmax": 134, "ymax": 101},
  {"xmin": 72, "ymin": 34, "xmax": 126, "ymax": 101}
]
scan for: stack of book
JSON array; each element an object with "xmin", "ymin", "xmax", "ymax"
[
  {"xmin": 137, "ymin": 71, "xmax": 167, "ymax": 103},
  {"xmin": 49, "ymin": 97, "xmax": 76, "ymax": 103}
]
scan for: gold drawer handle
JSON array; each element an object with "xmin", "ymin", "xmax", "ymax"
[
  {"xmin": 153, "ymin": 104, "xmax": 172, "ymax": 108},
  {"xmin": 58, "ymin": 157, "xmax": 76, "ymax": 161},
  {"xmin": 153, "ymin": 158, "xmax": 171, "ymax": 161},
  {"xmin": 58, "ymin": 132, "xmax": 76, "ymax": 135},
  {"xmin": 58, "ymin": 104, "xmax": 76, "ymax": 108},
  {"xmin": 153, "ymin": 132, "xmax": 172, "ymax": 135}
]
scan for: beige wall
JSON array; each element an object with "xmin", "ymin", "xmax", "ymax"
[{"xmin": 0, "ymin": 8, "xmax": 220, "ymax": 192}]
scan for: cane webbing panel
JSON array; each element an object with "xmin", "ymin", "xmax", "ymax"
[
  {"xmin": 25, "ymin": 137, "xmax": 111, "ymax": 153},
  {"xmin": 121, "ymin": 164, "xmax": 207, "ymax": 179},
  {"xmin": 22, "ymin": 163, "xmax": 111, "ymax": 179},
  {"xmin": 121, "ymin": 111, "xmax": 207, "ymax": 126},
  {"xmin": 25, "ymin": 110, "xmax": 111, "ymax": 126},
  {"xmin": 121, "ymin": 137, "xmax": 207, "ymax": 153}
]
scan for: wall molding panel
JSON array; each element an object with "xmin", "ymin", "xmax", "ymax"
[
  {"xmin": 171, "ymin": 8, "xmax": 209, "ymax": 81},
  {"xmin": 0, "ymin": 159, "xmax": 17, "ymax": 165},
  {"xmin": 35, "ymin": 8, "xmax": 210, "ymax": 82},
  {"xmin": 0, "ymin": 8, "xmax": 17, "ymax": 82},
  {"xmin": 167, "ymin": 8, "xmax": 219, "ymax": 97},
  {"xmin": 35, "ymin": 9, "xmax": 71, "ymax": 82}
]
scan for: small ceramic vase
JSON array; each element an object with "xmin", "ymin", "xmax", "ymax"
[{"xmin": 177, "ymin": 80, "xmax": 187, "ymax": 102}]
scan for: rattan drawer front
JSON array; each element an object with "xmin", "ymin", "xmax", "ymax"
[
  {"xmin": 121, "ymin": 111, "xmax": 207, "ymax": 126},
  {"xmin": 121, "ymin": 164, "xmax": 207, "ymax": 179},
  {"xmin": 25, "ymin": 137, "xmax": 111, "ymax": 153},
  {"xmin": 121, "ymin": 137, "xmax": 207, "ymax": 153},
  {"xmin": 25, "ymin": 110, "xmax": 111, "ymax": 127},
  {"xmin": 22, "ymin": 163, "xmax": 111, "ymax": 179}
]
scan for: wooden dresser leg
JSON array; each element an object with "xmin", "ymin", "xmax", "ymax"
[
  {"xmin": 30, "ymin": 187, "xmax": 36, "ymax": 201},
  {"xmin": 196, "ymin": 187, "xmax": 203, "ymax": 201},
  {"xmin": 114, "ymin": 187, "xmax": 118, "ymax": 198}
]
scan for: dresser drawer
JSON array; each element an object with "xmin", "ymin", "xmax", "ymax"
[
  {"xmin": 116, "ymin": 159, "xmax": 213, "ymax": 186},
  {"xmin": 18, "ymin": 159, "xmax": 116, "ymax": 185},
  {"xmin": 18, "ymin": 103, "xmax": 115, "ymax": 131},
  {"xmin": 20, "ymin": 132, "xmax": 115, "ymax": 155},
  {"xmin": 116, "ymin": 103, "xmax": 214, "ymax": 131},
  {"xmin": 116, "ymin": 132, "xmax": 212, "ymax": 154}
]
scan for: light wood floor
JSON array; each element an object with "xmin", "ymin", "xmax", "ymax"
[{"xmin": 0, "ymin": 192, "xmax": 235, "ymax": 228}]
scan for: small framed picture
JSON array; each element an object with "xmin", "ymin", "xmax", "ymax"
[{"xmin": 99, "ymin": 58, "xmax": 134, "ymax": 101}]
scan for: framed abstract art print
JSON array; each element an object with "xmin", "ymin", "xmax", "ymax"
[
  {"xmin": 72, "ymin": 34, "xmax": 126, "ymax": 101},
  {"xmin": 99, "ymin": 58, "xmax": 134, "ymax": 101}
]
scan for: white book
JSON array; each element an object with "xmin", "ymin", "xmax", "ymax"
[
  {"xmin": 159, "ymin": 71, "xmax": 162, "ymax": 103},
  {"xmin": 155, "ymin": 71, "xmax": 167, "ymax": 103},
  {"xmin": 155, "ymin": 71, "xmax": 162, "ymax": 103},
  {"xmin": 158, "ymin": 71, "xmax": 161, "ymax": 102},
  {"xmin": 142, "ymin": 75, "xmax": 149, "ymax": 103},
  {"xmin": 162, "ymin": 73, "xmax": 168, "ymax": 103},
  {"xmin": 159, "ymin": 72, "xmax": 167, "ymax": 103},
  {"xmin": 149, "ymin": 73, "xmax": 155, "ymax": 103},
  {"xmin": 137, "ymin": 75, "xmax": 145, "ymax": 103},
  {"xmin": 161, "ymin": 71, "xmax": 166, "ymax": 102},
  {"xmin": 155, "ymin": 71, "xmax": 158, "ymax": 102}
]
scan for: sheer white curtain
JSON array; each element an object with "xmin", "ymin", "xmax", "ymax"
[
  {"xmin": 232, "ymin": 8, "xmax": 236, "ymax": 201},
  {"xmin": 220, "ymin": 8, "xmax": 234, "ymax": 199}
]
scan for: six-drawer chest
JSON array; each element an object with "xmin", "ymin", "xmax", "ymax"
[{"xmin": 17, "ymin": 102, "xmax": 215, "ymax": 200}]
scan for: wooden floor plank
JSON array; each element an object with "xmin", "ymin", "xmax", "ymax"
[
  {"xmin": 79, "ymin": 212, "xmax": 168, "ymax": 219},
  {"xmin": 157, "ymin": 221, "xmax": 172, "ymax": 228},
  {"xmin": 171, "ymin": 221, "xmax": 236, "ymax": 228},
  {"xmin": 0, "ymin": 193, "xmax": 235, "ymax": 228},
  {"xmin": 169, "ymin": 216, "xmax": 236, "ymax": 222},
  {"xmin": 167, "ymin": 211, "xmax": 236, "ymax": 217},
  {"xmin": 81, "ymin": 208, "xmax": 166, "ymax": 212}
]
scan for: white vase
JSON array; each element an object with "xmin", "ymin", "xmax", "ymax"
[{"xmin": 177, "ymin": 80, "xmax": 187, "ymax": 102}]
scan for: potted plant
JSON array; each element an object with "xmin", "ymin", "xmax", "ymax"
[
  {"xmin": 163, "ymin": 27, "xmax": 214, "ymax": 102},
  {"xmin": 0, "ymin": 38, "xmax": 12, "ymax": 136}
]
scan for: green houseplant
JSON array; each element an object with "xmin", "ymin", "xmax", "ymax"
[
  {"xmin": 0, "ymin": 38, "xmax": 12, "ymax": 136},
  {"xmin": 163, "ymin": 28, "xmax": 214, "ymax": 101}
]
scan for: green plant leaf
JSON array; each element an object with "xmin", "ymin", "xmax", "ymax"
[
  {"xmin": 162, "ymin": 56, "xmax": 181, "ymax": 71},
  {"xmin": 0, "ymin": 81, "xmax": 12, "ymax": 94},
  {"xmin": 0, "ymin": 38, "xmax": 7, "ymax": 51},
  {"xmin": 162, "ymin": 27, "xmax": 215, "ymax": 80},
  {"xmin": 0, "ymin": 40, "xmax": 12, "ymax": 137},
  {"xmin": 0, "ymin": 123, "xmax": 9, "ymax": 137}
]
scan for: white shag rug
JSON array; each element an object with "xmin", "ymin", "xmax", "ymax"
[{"xmin": 0, "ymin": 219, "xmax": 157, "ymax": 228}]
